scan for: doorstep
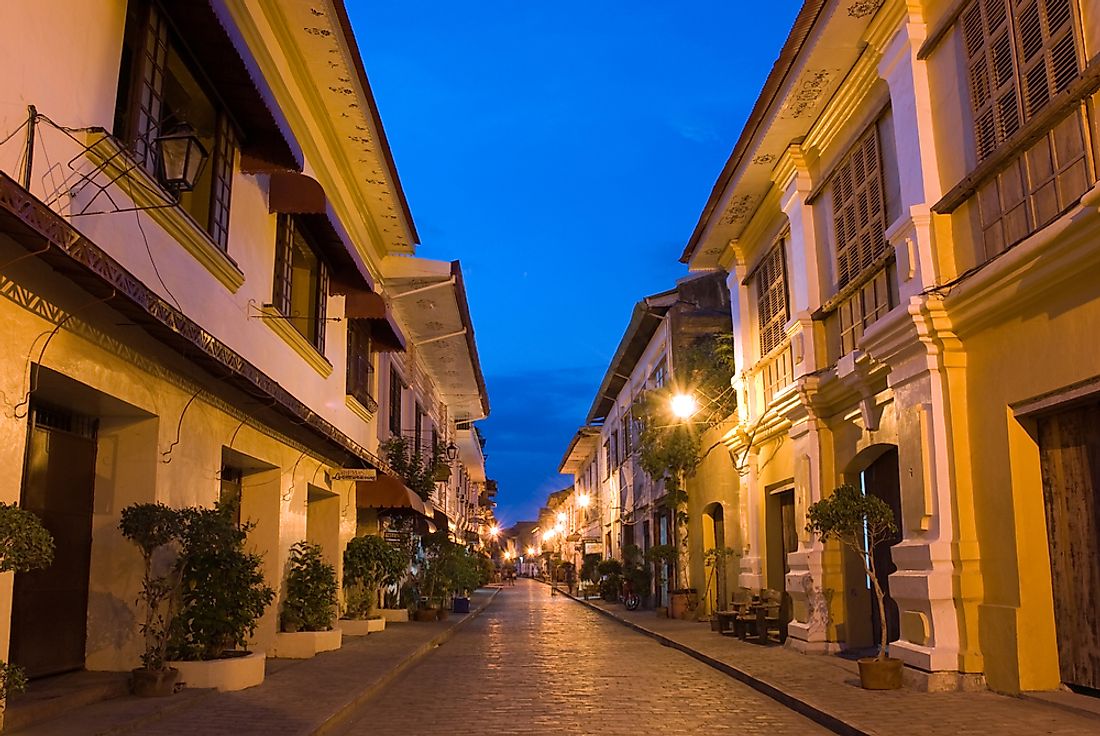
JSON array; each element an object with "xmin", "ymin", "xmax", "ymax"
[{"xmin": 3, "ymin": 670, "xmax": 130, "ymax": 733}]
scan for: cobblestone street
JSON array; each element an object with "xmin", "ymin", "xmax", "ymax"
[{"xmin": 333, "ymin": 579, "xmax": 828, "ymax": 735}]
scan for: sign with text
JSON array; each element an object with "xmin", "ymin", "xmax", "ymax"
[{"xmin": 332, "ymin": 468, "xmax": 377, "ymax": 481}]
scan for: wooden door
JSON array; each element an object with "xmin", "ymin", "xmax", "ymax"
[
  {"xmin": 1038, "ymin": 401, "xmax": 1100, "ymax": 691},
  {"xmin": 10, "ymin": 407, "xmax": 97, "ymax": 678},
  {"xmin": 864, "ymin": 448, "xmax": 902, "ymax": 646}
]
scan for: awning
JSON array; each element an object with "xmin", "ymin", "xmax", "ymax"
[
  {"xmin": 268, "ymin": 172, "xmax": 372, "ymax": 292},
  {"xmin": 344, "ymin": 289, "xmax": 406, "ymax": 352},
  {"xmin": 0, "ymin": 172, "xmax": 386, "ymax": 472},
  {"xmin": 355, "ymin": 475, "xmax": 427, "ymax": 516},
  {"xmin": 168, "ymin": 0, "xmax": 302, "ymax": 172}
]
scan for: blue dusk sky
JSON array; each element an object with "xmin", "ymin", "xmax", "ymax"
[{"xmin": 350, "ymin": 1, "xmax": 802, "ymax": 526}]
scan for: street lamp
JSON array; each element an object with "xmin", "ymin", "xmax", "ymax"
[
  {"xmin": 670, "ymin": 393, "xmax": 698, "ymax": 420},
  {"xmin": 155, "ymin": 124, "xmax": 208, "ymax": 192},
  {"xmin": 556, "ymin": 511, "xmax": 567, "ymax": 525},
  {"xmin": 576, "ymin": 493, "xmax": 591, "ymax": 509},
  {"xmin": 489, "ymin": 524, "xmax": 500, "ymax": 538}
]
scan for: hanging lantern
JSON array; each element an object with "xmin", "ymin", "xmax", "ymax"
[{"xmin": 155, "ymin": 124, "xmax": 209, "ymax": 192}]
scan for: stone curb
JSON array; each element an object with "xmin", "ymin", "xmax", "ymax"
[
  {"xmin": 553, "ymin": 584, "xmax": 868, "ymax": 736},
  {"xmin": 311, "ymin": 587, "xmax": 502, "ymax": 735}
]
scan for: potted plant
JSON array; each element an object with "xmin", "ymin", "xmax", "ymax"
[
  {"xmin": 341, "ymin": 535, "xmax": 405, "ymax": 634},
  {"xmin": 806, "ymin": 484, "xmax": 902, "ymax": 690},
  {"xmin": 696, "ymin": 546, "xmax": 738, "ymax": 625},
  {"xmin": 644, "ymin": 544, "xmax": 688, "ymax": 616},
  {"xmin": 167, "ymin": 504, "xmax": 275, "ymax": 690},
  {"xmin": 274, "ymin": 541, "xmax": 341, "ymax": 658},
  {"xmin": 596, "ymin": 558, "xmax": 622, "ymax": 602},
  {"xmin": 119, "ymin": 503, "xmax": 185, "ymax": 697},
  {"xmin": 0, "ymin": 502, "xmax": 53, "ymax": 715}
]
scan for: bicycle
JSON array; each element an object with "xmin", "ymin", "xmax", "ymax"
[{"xmin": 621, "ymin": 579, "xmax": 640, "ymax": 611}]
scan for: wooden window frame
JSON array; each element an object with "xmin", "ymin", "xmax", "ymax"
[
  {"xmin": 961, "ymin": 0, "xmax": 1083, "ymax": 163},
  {"xmin": 388, "ymin": 365, "xmax": 403, "ymax": 436},
  {"xmin": 753, "ymin": 240, "xmax": 790, "ymax": 357},
  {"xmin": 272, "ymin": 214, "xmax": 329, "ymax": 352},
  {"xmin": 114, "ymin": 0, "xmax": 237, "ymax": 250},
  {"xmin": 830, "ymin": 125, "xmax": 889, "ymax": 291},
  {"xmin": 346, "ymin": 319, "xmax": 375, "ymax": 410}
]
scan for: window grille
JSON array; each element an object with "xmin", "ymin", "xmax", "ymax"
[
  {"xmin": 831, "ymin": 128, "xmax": 888, "ymax": 289},
  {"xmin": 346, "ymin": 319, "xmax": 375, "ymax": 409},
  {"xmin": 389, "ymin": 365, "xmax": 403, "ymax": 435},
  {"xmin": 754, "ymin": 241, "xmax": 789, "ymax": 356},
  {"xmin": 272, "ymin": 215, "xmax": 328, "ymax": 351}
]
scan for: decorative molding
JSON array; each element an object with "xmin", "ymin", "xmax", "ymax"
[
  {"xmin": 259, "ymin": 305, "xmax": 334, "ymax": 378},
  {"xmin": 83, "ymin": 133, "xmax": 245, "ymax": 293},
  {"xmin": 722, "ymin": 193, "xmax": 758, "ymax": 226},
  {"xmin": 848, "ymin": 0, "xmax": 884, "ymax": 18},
  {"xmin": 778, "ymin": 69, "xmax": 840, "ymax": 120},
  {"xmin": 752, "ymin": 153, "xmax": 777, "ymax": 165},
  {"xmin": 345, "ymin": 393, "xmax": 376, "ymax": 424}
]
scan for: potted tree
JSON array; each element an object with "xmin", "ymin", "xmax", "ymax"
[
  {"xmin": 341, "ymin": 535, "xmax": 405, "ymax": 634},
  {"xmin": 167, "ymin": 504, "xmax": 275, "ymax": 691},
  {"xmin": 119, "ymin": 503, "xmax": 185, "ymax": 696},
  {"xmin": 806, "ymin": 484, "xmax": 902, "ymax": 690},
  {"xmin": 0, "ymin": 502, "xmax": 53, "ymax": 716},
  {"xmin": 696, "ymin": 546, "xmax": 738, "ymax": 625},
  {"xmin": 644, "ymin": 544, "xmax": 688, "ymax": 617},
  {"xmin": 275, "ymin": 541, "xmax": 341, "ymax": 658},
  {"xmin": 596, "ymin": 558, "xmax": 622, "ymax": 603}
]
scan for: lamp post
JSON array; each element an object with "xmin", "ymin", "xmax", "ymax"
[{"xmin": 155, "ymin": 124, "xmax": 209, "ymax": 192}]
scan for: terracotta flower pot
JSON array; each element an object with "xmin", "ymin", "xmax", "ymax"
[
  {"xmin": 131, "ymin": 667, "xmax": 179, "ymax": 697},
  {"xmin": 857, "ymin": 657, "xmax": 903, "ymax": 690}
]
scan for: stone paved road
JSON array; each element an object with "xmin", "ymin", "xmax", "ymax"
[{"xmin": 333, "ymin": 579, "xmax": 829, "ymax": 735}]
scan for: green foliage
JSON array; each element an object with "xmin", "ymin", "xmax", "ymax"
[
  {"xmin": 0, "ymin": 502, "xmax": 54, "ymax": 696},
  {"xmin": 805, "ymin": 485, "xmax": 896, "ymax": 554},
  {"xmin": 0, "ymin": 660, "xmax": 27, "ymax": 699},
  {"xmin": 380, "ymin": 435, "xmax": 444, "ymax": 501},
  {"xmin": 342, "ymin": 535, "xmax": 407, "ymax": 618},
  {"xmin": 0, "ymin": 501, "xmax": 54, "ymax": 573},
  {"xmin": 579, "ymin": 553, "xmax": 601, "ymax": 584},
  {"xmin": 119, "ymin": 503, "xmax": 186, "ymax": 672},
  {"xmin": 418, "ymin": 532, "xmax": 465, "ymax": 606},
  {"xmin": 644, "ymin": 543, "xmax": 679, "ymax": 565},
  {"xmin": 169, "ymin": 504, "xmax": 275, "ymax": 660},
  {"xmin": 596, "ymin": 558, "xmax": 623, "ymax": 601},
  {"xmin": 806, "ymin": 485, "xmax": 898, "ymax": 660},
  {"xmin": 282, "ymin": 541, "xmax": 338, "ymax": 632},
  {"xmin": 623, "ymin": 562, "xmax": 652, "ymax": 598}
]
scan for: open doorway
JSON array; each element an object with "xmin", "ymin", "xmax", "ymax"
[
  {"xmin": 843, "ymin": 446, "xmax": 902, "ymax": 651},
  {"xmin": 765, "ymin": 488, "xmax": 796, "ymax": 640},
  {"xmin": 702, "ymin": 503, "xmax": 727, "ymax": 612}
]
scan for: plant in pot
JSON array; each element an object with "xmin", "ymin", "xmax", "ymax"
[
  {"xmin": 168, "ymin": 504, "xmax": 275, "ymax": 663},
  {"xmin": 119, "ymin": 503, "xmax": 185, "ymax": 697},
  {"xmin": 342, "ymin": 535, "xmax": 405, "ymax": 631},
  {"xmin": 596, "ymin": 558, "xmax": 622, "ymax": 602},
  {"xmin": 0, "ymin": 502, "xmax": 53, "ymax": 713},
  {"xmin": 281, "ymin": 541, "xmax": 338, "ymax": 633},
  {"xmin": 806, "ymin": 484, "xmax": 901, "ymax": 690},
  {"xmin": 696, "ymin": 546, "xmax": 738, "ymax": 624}
]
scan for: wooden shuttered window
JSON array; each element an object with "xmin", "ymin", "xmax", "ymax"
[
  {"xmin": 754, "ymin": 241, "xmax": 789, "ymax": 357},
  {"xmin": 831, "ymin": 127, "xmax": 889, "ymax": 290},
  {"xmin": 961, "ymin": 0, "xmax": 1081, "ymax": 163}
]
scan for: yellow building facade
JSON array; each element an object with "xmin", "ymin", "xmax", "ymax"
[{"xmin": 682, "ymin": 0, "xmax": 1100, "ymax": 694}]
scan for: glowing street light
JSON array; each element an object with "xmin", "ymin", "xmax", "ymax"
[
  {"xmin": 543, "ymin": 527, "xmax": 556, "ymax": 541},
  {"xmin": 556, "ymin": 511, "xmax": 567, "ymax": 525},
  {"xmin": 576, "ymin": 493, "xmax": 591, "ymax": 508},
  {"xmin": 489, "ymin": 524, "xmax": 501, "ymax": 538},
  {"xmin": 526, "ymin": 546, "xmax": 535, "ymax": 556},
  {"xmin": 670, "ymin": 393, "xmax": 698, "ymax": 420},
  {"xmin": 503, "ymin": 550, "xmax": 512, "ymax": 561}
]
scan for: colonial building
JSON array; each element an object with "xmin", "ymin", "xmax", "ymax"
[
  {"xmin": 557, "ymin": 272, "xmax": 736, "ymax": 611},
  {"xmin": 680, "ymin": 0, "xmax": 1100, "ymax": 694},
  {"xmin": 0, "ymin": 0, "xmax": 488, "ymax": 704}
]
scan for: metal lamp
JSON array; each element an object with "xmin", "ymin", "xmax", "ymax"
[
  {"xmin": 445, "ymin": 441, "xmax": 459, "ymax": 462},
  {"xmin": 155, "ymin": 124, "xmax": 208, "ymax": 192}
]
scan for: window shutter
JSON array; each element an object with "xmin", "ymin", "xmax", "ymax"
[
  {"xmin": 273, "ymin": 214, "xmax": 293, "ymax": 316},
  {"xmin": 831, "ymin": 127, "xmax": 888, "ymax": 289},
  {"xmin": 755, "ymin": 241, "xmax": 789, "ymax": 356},
  {"xmin": 962, "ymin": 0, "xmax": 1021, "ymax": 161},
  {"xmin": 1013, "ymin": 0, "xmax": 1079, "ymax": 119}
]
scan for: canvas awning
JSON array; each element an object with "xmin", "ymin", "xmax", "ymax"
[
  {"xmin": 344, "ymin": 289, "xmax": 406, "ymax": 352},
  {"xmin": 268, "ymin": 172, "xmax": 372, "ymax": 292},
  {"xmin": 355, "ymin": 474, "xmax": 427, "ymax": 516}
]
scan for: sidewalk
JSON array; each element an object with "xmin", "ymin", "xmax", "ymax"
[
  {"xmin": 566, "ymin": 591, "xmax": 1100, "ymax": 736},
  {"xmin": 9, "ymin": 588, "xmax": 500, "ymax": 736}
]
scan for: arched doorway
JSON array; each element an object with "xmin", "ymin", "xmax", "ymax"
[
  {"xmin": 702, "ymin": 503, "xmax": 726, "ymax": 612},
  {"xmin": 842, "ymin": 445, "xmax": 903, "ymax": 651}
]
